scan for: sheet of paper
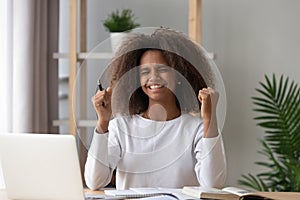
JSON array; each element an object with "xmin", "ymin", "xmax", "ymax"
[
  {"xmin": 105, "ymin": 188, "xmax": 198, "ymax": 200},
  {"xmin": 85, "ymin": 193, "xmax": 126, "ymax": 199},
  {"xmin": 140, "ymin": 195, "xmax": 178, "ymax": 200}
]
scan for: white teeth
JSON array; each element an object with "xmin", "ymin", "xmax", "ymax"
[{"xmin": 149, "ymin": 85, "xmax": 163, "ymax": 89}]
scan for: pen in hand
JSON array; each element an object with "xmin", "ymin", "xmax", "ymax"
[
  {"xmin": 97, "ymin": 79, "xmax": 103, "ymax": 91},
  {"xmin": 97, "ymin": 80, "xmax": 105, "ymax": 107}
]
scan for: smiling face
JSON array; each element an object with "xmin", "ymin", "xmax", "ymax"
[{"xmin": 139, "ymin": 50, "xmax": 177, "ymax": 104}]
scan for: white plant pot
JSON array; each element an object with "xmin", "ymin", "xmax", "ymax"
[{"xmin": 110, "ymin": 32, "xmax": 128, "ymax": 54}]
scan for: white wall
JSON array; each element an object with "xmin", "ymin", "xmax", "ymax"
[
  {"xmin": 0, "ymin": 160, "xmax": 5, "ymax": 189},
  {"xmin": 59, "ymin": 0, "xmax": 300, "ymax": 186},
  {"xmin": 202, "ymin": 0, "xmax": 300, "ymax": 186},
  {"xmin": 86, "ymin": 0, "xmax": 188, "ymax": 48}
]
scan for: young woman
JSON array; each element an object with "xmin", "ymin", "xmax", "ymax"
[{"xmin": 84, "ymin": 28, "xmax": 226, "ymax": 190}]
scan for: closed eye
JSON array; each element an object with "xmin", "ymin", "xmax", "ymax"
[
  {"xmin": 140, "ymin": 68, "xmax": 150, "ymax": 76},
  {"xmin": 157, "ymin": 66, "xmax": 170, "ymax": 73}
]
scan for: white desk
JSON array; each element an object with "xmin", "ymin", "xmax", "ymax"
[
  {"xmin": 0, "ymin": 188, "xmax": 104, "ymax": 200},
  {"xmin": 2, "ymin": 188, "xmax": 300, "ymax": 200}
]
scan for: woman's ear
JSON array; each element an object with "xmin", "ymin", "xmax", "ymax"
[{"xmin": 175, "ymin": 73, "xmax": 182, "ymax": 86}]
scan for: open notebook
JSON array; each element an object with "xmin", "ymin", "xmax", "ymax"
[
  {"xmin": 0, "ymin": 133, "xmax": 85, "ymax": 200},
  {"xmin": 104, "ymin": 188, "xmax": 194, "ymax": 200},
  {"xmin": 182, "ymin": 186, "xmax": 300, "ymax": 200}
]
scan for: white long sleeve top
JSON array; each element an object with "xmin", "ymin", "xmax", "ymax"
[{"xmin": 84, "ymin": 113, "xmax": 226, "ymax": 190}]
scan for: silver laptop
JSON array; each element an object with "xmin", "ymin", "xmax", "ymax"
[{"xmin": 0, "ymin": 133, "xmax": 85, "ymax": 200}]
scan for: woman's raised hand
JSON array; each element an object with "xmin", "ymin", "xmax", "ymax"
[
  {"xmin": 198, "ymin": 87, "xmax": 219, "ymax": 138},
  {"xmin": 92, "ymin": 87, "xmax": 112, "ymax": 133}
]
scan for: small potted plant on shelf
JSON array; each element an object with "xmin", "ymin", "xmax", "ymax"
[{"xmin": 103, "ymin": 8, "xmax": 140, "ymax": 52}]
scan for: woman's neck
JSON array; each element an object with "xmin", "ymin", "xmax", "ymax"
[{"xmin": 144, "ymin": 100, "xmax": 181, "ymax": 121}]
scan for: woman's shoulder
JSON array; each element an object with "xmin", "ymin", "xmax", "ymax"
[
  {"xmin": 181, "ymin": 112, "xmax": 203, "ymax": 124},
  {"xmin": 109, "ymin": 114, "xmax": 140, "ymax": 125}
]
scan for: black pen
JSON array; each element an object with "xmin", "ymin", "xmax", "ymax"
[
  {"xmin": 97, "ymin": 80, "xmax": 105, "ymax": 107},
  {"xmin": 97, "ymin": 80, "xmax": 103, "ymax": 91}
]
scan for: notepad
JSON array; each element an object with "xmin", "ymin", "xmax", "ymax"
[
  {"xmin": 104, "ymin": 189, "xmax": 173, "ymax": 199},
  {"xmin": 104, "ymin": 188, "xmax": 193, "ymax": 200},
  {"xmin": 85, "ymin": 193, "xmax": 126, "ymax": 200}
]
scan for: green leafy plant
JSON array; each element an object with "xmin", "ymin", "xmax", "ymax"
[
  {"xmin": 103, "ymin": 9, "xmax": 140, "ymax": 32},
  {"xmin": 239, "ymin": 74, "xmax": 300, "ymax": 192}
]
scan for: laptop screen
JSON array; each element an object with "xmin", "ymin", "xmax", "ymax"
[{"xmin": 0, "ymin": 133, "xmax": 85, "ymax": 200}]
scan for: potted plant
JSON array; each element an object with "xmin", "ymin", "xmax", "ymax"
[
  {"xmin": 239, "ymin": 74, "xmax": 300, "ymax": 192},
  {"xmin": 103, "ymin": 9, "xmax": 140, "ymax": 52}
]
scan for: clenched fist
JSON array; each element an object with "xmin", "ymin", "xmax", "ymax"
[{"xmin": 198, "ymin": 87, "xmax": 219, "ymax": 138}]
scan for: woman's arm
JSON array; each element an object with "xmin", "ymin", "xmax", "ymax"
[
  {"xmin": 194, "ymin": 132, "xmax": 227, "ymax": 188},
  {"xmin": 84, "ymin": 121, "xmax": 121, "ymax": 190},
  {"xmin": 196, "ymin": 88, "xmax": 226, "ymax": 187}
]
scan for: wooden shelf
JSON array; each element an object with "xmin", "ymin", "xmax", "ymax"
[
  {"xmin": 53, "ymin": 52, "xmax": 112, "ymax": 60},
  {"xmin": 58, "ymin": 93, "xmax": 68, "ymax": 100},
  {"xmin": 53, "ymin": 52, "xmax": 214, "ymax": 60},
  {"xmin": 53, "ymin": 119, "xmax": 97, "ymax": 127},
  {"xmin": 78, "ymin": 52, "xmax": 112, "ymax": 59},
  {"xmin": 60, "ymin": 0, "xmax": 203, "ymax": 136}
]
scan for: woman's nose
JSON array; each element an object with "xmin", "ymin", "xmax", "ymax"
[{"xmin": 149, "ymin": 68, "xmax": 160, "ymax": 80}]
